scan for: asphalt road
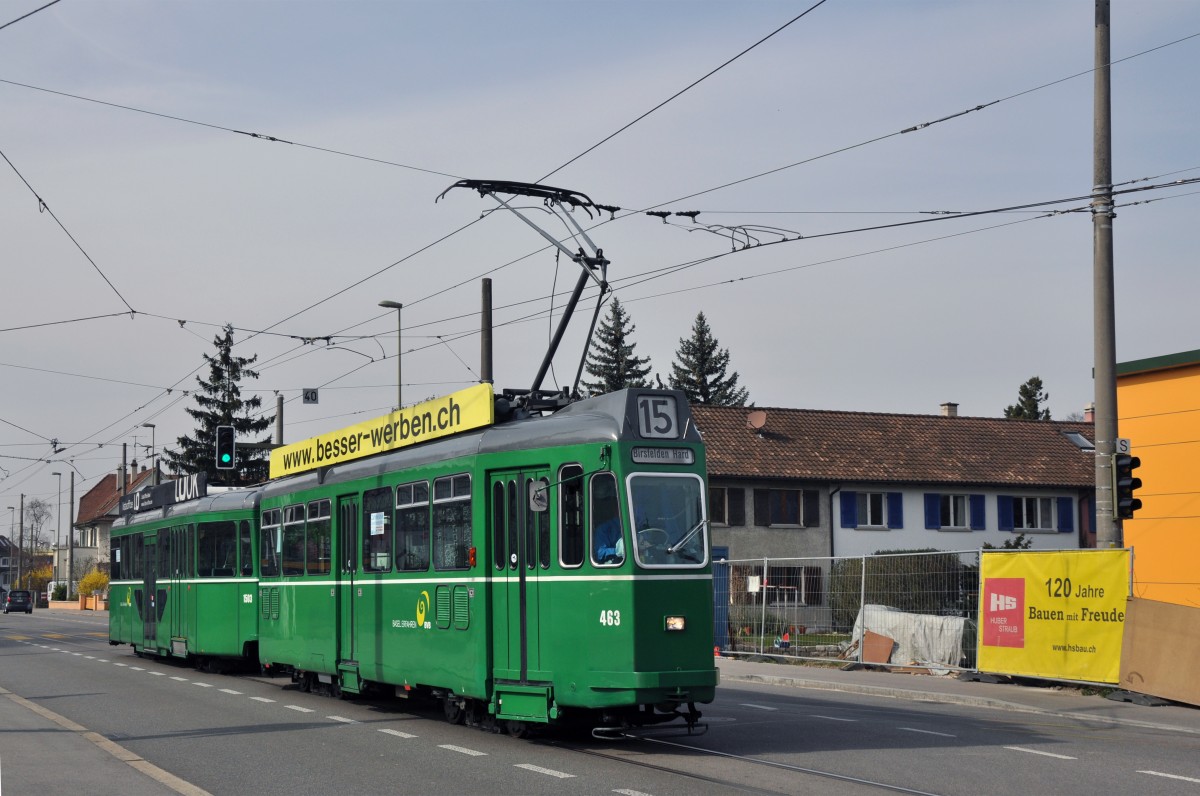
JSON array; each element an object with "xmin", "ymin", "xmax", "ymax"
[{"xmin": 3, "ymin": 611, "xmax": 1198, "ymax": 796}]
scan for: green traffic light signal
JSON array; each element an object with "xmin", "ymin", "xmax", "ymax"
[{"xmin": 215, "ymin": 425, "xmax": 236, "ymax": 470}]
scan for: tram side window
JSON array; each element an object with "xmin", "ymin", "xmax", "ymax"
[
  {"xmin": 536, "ymin": 477, "xmax": 551, "ymax": 569},
  {"xmin": 158, "ymin": 532, "xmax": 171, "ymax": 579},
  {"xmin": 130, "ymin": 534, "xmax": 144, "ymax": 580},
  {"xmin": 560, "ymin": 465, "xmax": 584, "ymax": 567},
  {"xmin": 363, "ymin": 487, "xmax": 393, "ymax": 573},
  {"xmin": 307, "ymin": 500, "xmax": 332, "ymax": 575},
  {"xmin": 111, "ymin": 538, "xmax": 123, "ymax": 580},
  {"xmin": 523, "ymin": 477, "xmax": 550, "ymax": 570},
  {"xmin": 197, "ymin": 521, "xmax": 238, "ymax": 577},
  {"xmin": 492, "ymin": 482, "xmax": 506, "ymax": 570},
  {"xmin": 433, "ymin": 474, "xmax": 471, "ymax": 571},
  {"xmin": 260, "ymin": 510, "xmax": 281, "ymax": 577},
  {"xmin": 590, "ymin": 472, "xmax": 624, "ymax": 566},
  {"xmin": 396, "ymin": 481, "xmax": 430, "ymax": 572},
  {"xmin": 239, "ymin": 520, "xmax": 253, "ymax": 576},
  {"xmin": 282, "ymin": 505, "xmax": 306, "ymax": 576}
]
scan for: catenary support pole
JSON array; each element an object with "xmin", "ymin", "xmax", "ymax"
[{"xmin": 1093, "ymin": 0, "xmax": 1120, "ymax": 547}]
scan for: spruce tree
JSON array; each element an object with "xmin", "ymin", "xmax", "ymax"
[
  {"xmin": 668, "ymin": 312, "xmax": 750, "ymax": 406},
  {"xmin": 1004, "ymin": 376, "xmax": 1052, "ymax": 420},
  {"xmin": 163, "ymin": 323, "xmax": 274, "ymax": 484},
  {"xmin": 581, "ymin": 297, "xmax": 652, "ymax": 395}
]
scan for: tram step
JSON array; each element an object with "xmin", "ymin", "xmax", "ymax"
[{"xmin": 494, "ymin": 685, "xmax": 554, "ymax": 721}]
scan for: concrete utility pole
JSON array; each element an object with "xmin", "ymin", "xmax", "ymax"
[
  {"xmin": 68, "ymin": 472, "xmax": 75, "ymax": 599},
  {"xmin": 1092, "ymin": 0, "xmax": 1120, "ymax": 547}
]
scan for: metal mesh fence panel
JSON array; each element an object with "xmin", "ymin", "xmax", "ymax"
[{"xmin": 714, "ymin": 550, "xmax": 980, "ymax": 670}]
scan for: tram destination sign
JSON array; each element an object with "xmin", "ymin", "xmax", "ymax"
[
  {"xmin": 119, "ymin": 472, "xmax": 208, "ymax": 515},
  {"xmin": 631, "ymin": 446, "xmax": 695, "ymax": 465},
  {"xmin": 270, "ymin": 384, "xmax": 495, "ymax": 478}
]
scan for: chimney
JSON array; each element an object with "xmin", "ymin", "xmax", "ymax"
[
  {"xmin": 1084, "ymin": 402, "xmax": 1095, "ymax": 423},
  {"xmin": 940, "ymin": 402, "xmax": 958, "ymax": 418}
]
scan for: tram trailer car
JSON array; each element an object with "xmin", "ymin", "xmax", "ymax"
[
  {"xmin": 257, "ymin": 388, "xmax": 717, "ymax": 733},
  {"xmin": 109, "ymin": 487, "xmax": 261, "ymax": 667}
]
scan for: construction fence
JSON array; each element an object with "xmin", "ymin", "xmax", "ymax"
[{"xmin": 714, "ymin": 550, "xmax": 981, "ymax": 671}]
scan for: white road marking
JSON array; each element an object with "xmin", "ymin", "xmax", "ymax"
[
  {"xmin": 515, "ymin": 763, "xmax": 574, "ymax": 778},
  {"xmin": 170, "ymin": 676, "xmax": 188, "ymax": 682},
  {"xmin": 148, "ymin": 672, "xmax": 166, "ymax": 676},
  {"xmin": 811, "ymin": 714, "xmax": 857, "ymax": 722},
  {"xmin": 84, "ymin": 655, "xmax": 95, "ymax": 659},
  {"xmin": 1004, "ymin": 746, "xmax": 1076, "ymax": 760},
  {"xmin": 439, "ymin": 744, "xmax": 487, "ymax": 756},
  {"xmin": 327, "ymin": 715, "xmax": 356, "ymax": 723},
  {"xmin": 1139, "ymin": 770, "xmax": 1200, "ymax": 784},
  {"xmin": 219, "ymin": 689, "xmax": 243, "ymax": 695},
  {"xmin": 113, "ymin": 663, "xmax": 128, "ymax": 667},
  {"xmin": 285, "ymin": 705, "xmax": 314, "ymax": 713},
  {"xmin": 740, "ymin": 703, "xmax": 777, "ymax": 711},
  {"xmin": 130, "ymin": 666, "xmax": 144, "ymax": 670},
  {"xmin": 614, "ymin": 790, "xmax": 655, "ymax": 796},
  {"xmin": 379, "ymin": 728, "xmax": 417, "ymax": 739},
  {"xmin": 72, "ymin": 652, "xmax": 83, "ymax": 656},
  {"xmin": 250, "ymin": 697, "xmax": 275, "ymax": 703},
  {"xmin": 96, "ymin": 659, "xmax": 108, "ymax": 663},
  {"xmin": 898, "ymin": 727, "xmax": 956, "ymax": 738},
  {"xmin": 192, "ymin": 682, "xmax": 213, "ymax": 688}
]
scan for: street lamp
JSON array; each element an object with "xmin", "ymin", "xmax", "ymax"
[
  {"xmin": 141, "ymin": 423, "xmax": 156, "ymax": 485},
  {"xmin": 378, "ymin": 300, "xmax": 403, "ymax": 410},
  {"xmin": 51, "ymin": 472, "xmax": 62, "ymax": 595}
]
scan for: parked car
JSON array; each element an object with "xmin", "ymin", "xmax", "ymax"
[{"xmin": 4, "ymin": 589, "xmax": 33, "ymax": 614}]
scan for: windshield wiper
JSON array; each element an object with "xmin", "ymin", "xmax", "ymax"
[{"xmin": 666, "ymin": 519, "xmax": 708, "ymax": 555}]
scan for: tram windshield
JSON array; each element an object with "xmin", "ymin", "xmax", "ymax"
[{"xmin": 628, "ymin": 473, "xmax": 708, "ymax": 568}]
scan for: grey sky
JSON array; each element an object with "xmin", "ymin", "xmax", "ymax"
[{"xmin": 2, "ymin": 1, "xmax": 1198, "ymax": 526}]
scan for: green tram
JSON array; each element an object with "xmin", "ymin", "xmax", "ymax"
[
  {"xmin": 110, "ymin": 387, "xmax": 718, "ymax": 734},
  {"xmin": 109, "ymin": 480, "xmax": 260, "ymax": 666}
]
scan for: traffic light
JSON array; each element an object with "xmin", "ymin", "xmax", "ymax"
[
  {"xmin": 1112, "ymin": 452, "xmax": 1142, "ymax": 520},
  {"xmin": 215, "ymin": 425, "xmax": 236, "ymax": 470}
]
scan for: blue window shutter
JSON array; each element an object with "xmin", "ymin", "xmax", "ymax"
[
  {"xmin": 887, "ymin": 493, "xmax": 904, "ymax": 529},
  {"xmin": 840, "ymin": 492, "xmax": 858, "ymax": 528},
  {"xmin": 924, "ymin": 494, "xmax": 941, "ymax": 530},
  {"xmin": 1057, "ymin": 497, "xmax": 1074, "ymax": 533},
  {"xmin": 969, "ymin": 494, "xmax": 986, "ymax": 530},
  {"xmin": 997, "ymin": 496, "xmax": 1014, "ymax": 531}
]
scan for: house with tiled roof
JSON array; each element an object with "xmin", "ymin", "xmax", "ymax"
[
  {"xmin": 692, "ymin": 402, "xmax": 1097, "ymax": 564},
  {"xmin": 69, "ymin": 466, "xmax": 156, "ymax": 577}
]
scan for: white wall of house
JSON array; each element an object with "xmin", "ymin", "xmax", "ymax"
[{"xmin": 832, "ymin": 484, "xmax": 1085, "ymax": 558}]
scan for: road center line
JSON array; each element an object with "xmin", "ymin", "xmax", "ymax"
[
  {"xmin": 439, "ymin": 744, "xmax": 486, "ymax": 756},
  {"xmin": 898, "ymin": 727, "xmax": 957, "ymax": 738},
  {"xmin": 811, "ymin": 714, "xmax": 857, "ymax": 722},
  {"xmin": 250, "ymin": 697, "xmax": 275, "ymax": 703},
  {"xmin": 219, "ymin": 689, "xmax": 242, "ymax": 695},
  {"xmin": 379, "ymin": 728, "xmax": 417, "ymax": 739},
  {"xmin": 1004, "ymin": 746, "xmax": 1076, "ymax": 760},
  {"xmin": 285, "ymin": 705, "xmax": 315, "ymax": 713},
  {"xmin": 740, "ymin": 703, "xmax": 777, "ymax": 711},
  {"xmin": 515, "ymin": 763, "xmax": 574, "ymax": 778},
  {"xmin": 327, "ymin": 715, "xmax": 356, "ymax": 723},
  {"xmin": 1138, "ymin": 770, "xmax": 1200, "ymax": 784}
]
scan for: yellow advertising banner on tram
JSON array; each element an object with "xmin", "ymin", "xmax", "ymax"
[
  {"xmin": 978, "ymin": 549, "xmax": 1130, "ymax": 684},
  {"xmin": 270, "ymin": 384, "xmax": 494, "ymax": 479}
]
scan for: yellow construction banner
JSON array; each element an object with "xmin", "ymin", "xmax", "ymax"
[
  {"xmin": 269, "ymin": 384, "xmax": 494, "ymax": 479},
  {"xmin": 978, "ymin": 549, "xmax": 1130, "ymax": 684}
]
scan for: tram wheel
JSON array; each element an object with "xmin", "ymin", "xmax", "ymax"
[
  {"xmin": 443, "ymin": 698, "xmax": 465, "ymax": 725},
  {"xmin": 505, "ymin": 720, "xmax": 531, "ymax": 739}
]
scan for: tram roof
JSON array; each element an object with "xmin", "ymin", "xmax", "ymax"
[
  {"xmin": 112, "ymin": 487, "xmax": 262, "ymax": 530},
  {"xmin": 262, "ymin": 388, "xmax": 699, "ymax": 499}
]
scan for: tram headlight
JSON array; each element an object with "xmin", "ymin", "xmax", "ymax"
[{"xmin": 665, "ymin": 615, "xmax": 686, "ymax": 632}]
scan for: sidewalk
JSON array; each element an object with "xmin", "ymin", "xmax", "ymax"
[{"xmin": 715, "ymin": 654, "xmax": 1200, "ymax": 735}]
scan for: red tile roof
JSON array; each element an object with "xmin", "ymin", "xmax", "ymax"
[
  {"xmin": 692, "ymin": 405, "xmax": 1095, "ymax": 488},
  {"xmin": 75, "ymin": 469, "xmax": 156, "ymax": 527}
]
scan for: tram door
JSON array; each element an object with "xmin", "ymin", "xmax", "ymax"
[
  {"xmin": 142, "ymin": 533, "xmax": 158, "ymax": 647},
  {"xmin": 336, "ymin": 495, "xmax": 359, "ymax": 665},
  {"xmin": 489, "ymin": 469, "xmax": 551, "ymax": 683}
]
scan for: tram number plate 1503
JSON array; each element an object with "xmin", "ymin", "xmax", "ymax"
[{"xmin": 637, "ymin": 395, "xmax": 679, "ymax": 439}]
